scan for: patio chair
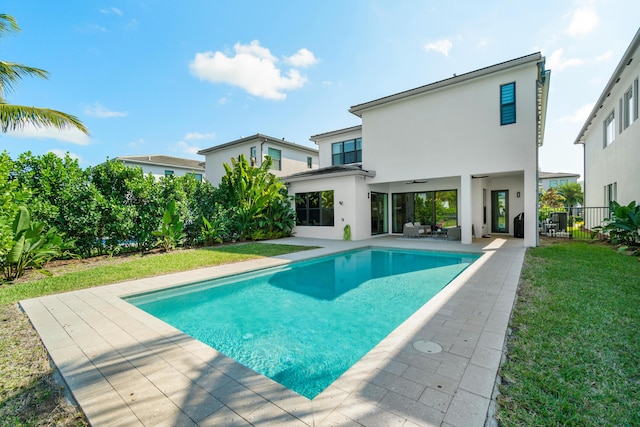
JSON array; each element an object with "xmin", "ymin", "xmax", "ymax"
[
  {"xmin": 414, "ymin": 222, "xmax": 432, "ymax": 236},
  {"xmin": 446, "ymin": 226, "xmax": 461, "ymax": 241}
]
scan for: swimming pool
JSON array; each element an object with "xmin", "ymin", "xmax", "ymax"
[{"xmin": 125, "ymin": 247, "xmax": 479, "ymax": 399}]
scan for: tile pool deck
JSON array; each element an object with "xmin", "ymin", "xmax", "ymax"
[{"xmin": 20, "ymin": 236, "xmax": 525, "ymax": 426}]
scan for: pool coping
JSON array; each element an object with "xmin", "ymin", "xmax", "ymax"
[{"xmin": 20, "ymin": 236, "xmax": 525, "ymax": 426}]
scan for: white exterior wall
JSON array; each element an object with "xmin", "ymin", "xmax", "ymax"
[
  {"xmin": 203, "ymin": 141, "xmax": 318, "ymax": 186},
  {"xmin": 582, "ymin": 44, "xmax": 640, "ymax": 207},
  {"xmin": 288, "ymin": 174, "xmax": 371, "ymax": 241},
  {"xmin": 359, "ymin": 63, "xmax": 540, "ymax": 246}
]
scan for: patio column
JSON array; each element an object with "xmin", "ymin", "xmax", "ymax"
[{"xmin": 460, "ymin": 174, "xmax": 472, "ymax": 244}]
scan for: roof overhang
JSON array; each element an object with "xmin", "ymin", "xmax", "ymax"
[
  {"xmin": 283, "ymin": 165, "xmax": 376, "ymax": 184},
  {"xmin": 198, "ymin": 133, "xmax": 318, "ymax": 155},
  {"xmin": 574, "ymin": 27, "xmax": 640, "ymax": 145}
]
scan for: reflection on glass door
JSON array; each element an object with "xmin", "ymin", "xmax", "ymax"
[
  {"xmin": 370, "ymin": 192, "xmax": 388, "ymax": 235},
  {"xmin": 491, "ymin": 190, "xmax": 509, "ymax": 233}
]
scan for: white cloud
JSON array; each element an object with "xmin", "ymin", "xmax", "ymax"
[
  {"xmin": 48, "ymin": 149, "xmax": 82, "ymax": 163},
  {"xmin": 5, "ymin": 123, "xmax": 91, "ymax": 145},
  {"xmin": 184, "ymin": 132, "xmax": 215, "ymax": 140},
  {"xmin": 285, "ymin": 48, "xmax": 318, "ymax": 67},
  {"xmin": 566, "ymin": 6, "xmax": 599, "ymax": 37},
  {"xmin": 595, "ymin": 50, "xmax": 613, "ymax": 62},
  {"xmin": 546, "ymin": 48, "xmax": 584, "ymax": 71},
  {"xmin": 175, "ymin": 140, "xmax": 201, "ymax": 155},
  {"xmin": 217, "ymin": 97, "xmax": 229, "ymax": 105},
  {"xmin": 99, "ymin": 7, "xmax": 123, "ymax": 16},
  {"xmin": 189, "ymin": 40, "xmax": 313, "ymax": 100},
  {"xmin": 477, "ymin": 37, "xmax": 488, "ymax": 48},
  {"xmin": 424, "ymin": 39, "xmax": 453, "ymax": 56},
  {"xmin": 84, "ymin": 102, "xmax": 127, "ymax": 118},
  {"xmin": 557, "ymin": 103, "xmax": 595, "ymax": 125}
]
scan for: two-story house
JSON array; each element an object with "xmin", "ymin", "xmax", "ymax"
[
  {"xmin": 115, "ymin": 155, "xmax": 206, "ymax": 180},
  {"xmin": 285, "ymin": 53, "xmax": 550, "ymax": 247},
  {"xmin": 538, "ymin": 171, "xmax": 581, "ymax": 192},
  {"xmin": 198, "ymin": 133, "xmax": 319, "ymax": 186},
  {"xmin": 575, "ymin": 27, "xmax": 640, "ymax": 208}
]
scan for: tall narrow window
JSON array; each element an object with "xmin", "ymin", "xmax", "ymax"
[
  {"xmin": 250, "ymin": 146, "xmax": 257, "ymax": 165},
  {"xmin": 307, "ymin": 156, "xmax": 313, "ymax": 168},
  {"xmin": 624, "ymin": 86, "xmax": 634, "ymax": 129},
  {"xmin": 268, "ymin": 148, "xmax": 281, "ymax": 170},
  {"xmin": 604, "ymin": 112, "xmax": 615, "ymax": 147},
  {"xmin": 500, "ymin": 82, "xmax": 516, "ymax": 125},
  {"xmin": 604, "ymin": 182, "xmax": 617, "ymax": 206}
]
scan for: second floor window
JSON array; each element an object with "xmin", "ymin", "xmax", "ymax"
[
  {"xmin": 307, "ymin": 156, "xmax": 313, "ymax": 168},
  {"xmin": 604, "ymin": 112, "xmax": 615, "ymax": 147},
  {"xmin": 268, "ymin": 148, "xmax": 281, "ymax": 170},
  {"xmin": 164, "ymin": 170, "xmax": 174, "ymax": 177},
  {"xmin": 500, "ymin": 82, "xmax": 516, "ymax": 125},
  {"xmin": 332, "ymin": 138, "xmax": 362, "ymax": 165}
]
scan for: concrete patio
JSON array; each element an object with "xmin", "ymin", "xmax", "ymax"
[{"xmin": 20, "ymin": 235, "xmax": 525, "ymax": 426}]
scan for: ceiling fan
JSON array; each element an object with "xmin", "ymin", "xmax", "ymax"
[{"xmin": 406, "ymin": 179, "xmax": 428, "ymax": 184}]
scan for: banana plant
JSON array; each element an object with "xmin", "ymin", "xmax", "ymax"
[
  {"xmin": 152, "ymin": 200, "xmax": 185, "ymax": 251},
  {"xmin": 592, "ymin": 201, "xmax": 640, "ymax": 248},
  {"xmin": 3, "ymin": 206, "xmax": 75, "ymax": 281}
]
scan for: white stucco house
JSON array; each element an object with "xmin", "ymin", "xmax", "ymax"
[
  {"xmin": 538, "ymin": 171, "xmax": 581, "ymax": 192},
  {"xmin": 285, "ymin": 53, "xmax": 551, "ymax": 247},
  {"xmin": 575, "ymin": 27, "xmax": 640, "ymax": 208},
  {"xmin": 198, "ymin": 134, "xmax": 319, "ymax": 186},
  {"xmin": 115, "ymin": 155, "xmax": 206, "ymax": 180}
]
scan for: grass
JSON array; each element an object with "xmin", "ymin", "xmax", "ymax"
[
  {"xmin": 496, "ymin": 240, "xmax": 640, "ymax": 426},
  {"xmin": 0, "ymin": 242, "xmax": 314, "ymax": 426}
]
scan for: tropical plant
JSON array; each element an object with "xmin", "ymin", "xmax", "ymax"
[
  {"xmin": 0, "ymin": 14, "xmax": 88, "ymax": 135},
  {"xmin": 592, "ymin": 201, "xmax": 640, "ymax": 250},
  {"xmin": 153, "ymin": 200, "xmax": 185, "ymax": 252},
  {"xmin": 343, "ymin": 224, "xmax": 351, "ymax": 241},
  {"xmin": 218, "ymin": 154, "xmax": 295, "ymax": 240},
  {"xmin": 556, "ymin": 182, "xmax": 583, "ymax": 213},
  {"xmin": 2, "ymin": 206, "xmax": 75, "ymax": 281}
]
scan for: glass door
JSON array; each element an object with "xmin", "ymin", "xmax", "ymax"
[
  {"xmin": 370, "ymin": 192, "xmax": 388, "ymax": 235},
  {"xmin": 491, "ymin": 190, "xmax": 509, "ymax": 233}
]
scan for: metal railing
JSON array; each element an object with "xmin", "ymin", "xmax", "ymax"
[{"xmin": 539, "ymin": 206, "xmax": 610, "ymax": 240}]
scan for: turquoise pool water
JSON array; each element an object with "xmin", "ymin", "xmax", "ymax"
[{"xmin": 125, "ymin": 247, "xmax": 479, "ymax": 399}]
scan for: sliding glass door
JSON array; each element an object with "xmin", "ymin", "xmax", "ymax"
[{"xmin": 391, "ymin": 190, "xmax": 457, "ymax": 233}]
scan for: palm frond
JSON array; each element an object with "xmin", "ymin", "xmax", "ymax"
[
  {"xmin": 0, "ymin": 61, "xmax": 49, "ymax": 97},
  {"xmin": 0, "ymin": 14, "xmax": 20, "ymax": 36},
  {"xmin": 0, "ymin": 104, "xmax": 89, "ymax": 135}
]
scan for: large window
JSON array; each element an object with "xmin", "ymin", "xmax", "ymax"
[
  {"xmin": 296, "ymin": 191, "xmax": 334, "ymax": 226},
  {"xmin": 604, "ymin": 111, "xmax": 615, "ymax": 147},
  {"xmin": 500, "ymin": 82, "xmax": 516, "ymax": 125},
  {"xmin": 332, "ymin": 138, "xmax": 362, "ymax": 165},
  {"xmin": 268, "ymin": 148, "xmax": 281, "ymax": 170},
  {"xmin": 391, "ymin": 190, "xmax": 457, "ymax": 233}
]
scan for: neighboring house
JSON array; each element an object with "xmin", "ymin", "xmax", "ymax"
[
  {"xmin": 198, "ymin": 133, "xmax": 319, "ymax": 186},
  {"xmin": 538, "ymin": 171, "xmax": 581, "ymax": 192},
  {"xmin": 115, "ymin": 155, "xmax": 205, "ymax": 180},
  {"xmin": 575, "ymin": 27, "xmax": 640, "ymax": 208},
  {"xmin": 285, "ymin": 53, "xmax": 550, "ymax": 247}
]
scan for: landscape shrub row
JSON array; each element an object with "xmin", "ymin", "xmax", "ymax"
[{"xmin": 0, "ymin": 151, "xmax": 295, "ymax": 280}]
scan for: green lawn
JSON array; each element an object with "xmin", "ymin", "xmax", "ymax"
[
  {"xmin": 496, "ymin": 240, "xmax": 640, "ymax": 426},
  {"xmin": 0, "ymin": 242, "xmax": 314, "ymax": 426}
]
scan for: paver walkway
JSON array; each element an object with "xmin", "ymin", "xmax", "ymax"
[{"xmin": 20, "ymin": 236, "xmax": 525, "ymax": 426}]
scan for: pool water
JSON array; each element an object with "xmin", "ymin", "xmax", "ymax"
[{"xmin": 125, "ymin": 247, "xmax": 479, "ymax": 399}]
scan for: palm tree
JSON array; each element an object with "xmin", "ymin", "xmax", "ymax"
[
  {"xmin": 0, "ymin": 14, "xmax": 88, "ymax": 134},
  {"xmin": 556, "ymin": 182, "xmax": 584, "ymax": 212}
]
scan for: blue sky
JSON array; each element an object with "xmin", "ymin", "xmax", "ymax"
[{"xmin": 1, "ymin": 1, "xmax": 638, "ymax": 178}]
